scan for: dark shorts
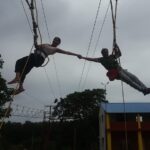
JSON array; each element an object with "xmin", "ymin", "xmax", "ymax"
[{"xmin": 15, "ymin": 53, "xmax": 45, "ymax": 82}]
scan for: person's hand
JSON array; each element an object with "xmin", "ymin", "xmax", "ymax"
[
  {"xmin": 114, "ymin": 43, "xmax": 119, "ymax": 49},
  {"xmin": 35, "ymin": 45, "xmax": 41, "ymax": 49},
  {"xmin": 77, "ymin": 54, "xmax": 82, "ymax": 59}
]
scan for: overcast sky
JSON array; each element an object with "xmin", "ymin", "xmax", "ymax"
[{"xmin": 1, "ymin": 0, "xmax": 150, "ymax": 122}]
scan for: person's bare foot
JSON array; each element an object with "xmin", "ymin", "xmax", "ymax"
[
  {"xmin": 8, "ymin": 78, "xmax": 19, "ymax": 84},
  {"xmin": 14, "ymin": 88, "xmax": 25, "ymax": 95}
]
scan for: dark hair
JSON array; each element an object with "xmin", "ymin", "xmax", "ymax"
[
  {"xmin": 53, "ymin": 37, "xmax": 61, "ymax": 43},
  {"xmin": 101, "ymin": 48, "xmax": 108, "ymax": 54}
]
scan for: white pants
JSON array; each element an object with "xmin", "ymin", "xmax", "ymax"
[{"xmin": 118, "ymin": 69, "xmax": 147, "ymax": 92}]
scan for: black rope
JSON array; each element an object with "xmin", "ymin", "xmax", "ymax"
[{"xmin": 110, "ymin": 0, "xmax": 117, "ymax": 49}]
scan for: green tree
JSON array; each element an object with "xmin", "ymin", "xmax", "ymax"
[
  {"xmin": 53, "ymin": 89, "xmax": 107, "ymax": 121},
  {"xmin": 0, "ymin": 54, "xmax": 12, "ymax": 119}
]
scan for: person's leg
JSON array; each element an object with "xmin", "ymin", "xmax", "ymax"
[
  {"xmin": 14, "ymin": 82, "xmax": 25, "ymax": 95},
  {"xmin": 8, "ymin": 56, "xmax": 30, "ymax": 84},
  {"xmin": 119, "ymin": 69, "xmax": 147, "ymax": 93},
  {"xmin": 9, "ymin": 54, "xmax": 35, "ymax": 95},
  {"xmin": 8, "ymin": 72, "xmax": 20, "ymax": 84},
  {"xmin": 123, "ymin": 69, "xmax": 147, "ymax": 89},
  {"xmin": 119, "ymin": 69, "xmax": 150, "ymax": 95},
  {"xmin": 16, "ymin": 54, "xmax": 35, "ymax": 92}
]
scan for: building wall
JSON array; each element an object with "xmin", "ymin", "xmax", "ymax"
[
  {"xmin": 111, "ymin": 132, "xmax": 138, "ymax": 150},
  {"xmin": 100, "ymin": 112, "xmax": 150, "ymax": 150}
]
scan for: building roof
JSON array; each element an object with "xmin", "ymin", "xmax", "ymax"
[{"xmin": 101, "ymin": 102, "xmax": 150, "ymax": 113}]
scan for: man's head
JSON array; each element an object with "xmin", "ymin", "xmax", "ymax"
[
  {"xmin": 101, "ymin": 48, "xmax": 109, "ymax": 57},
  {"xmin": 52, "ymin": 37, "xmax": 61, "ymax": 47}
]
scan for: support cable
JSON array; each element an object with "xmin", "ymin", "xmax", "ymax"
[
  {"xmin": 82, "ymin": 2, "xmax": 110, "ymax": 89},
  {"xmin": 21, "ymin": 0, "xmax": 33, "ymax": 34},
  {"xmin": 78, "ymin": 0, "xmax": 102, "ymax": 90},
  {"xmin": 40, "ymin": 0, "xmax": 62, "ymax": 98},
  {"xmin": 43, "ymin": 67, "xmax": 57, "ymax": 100},
  {"xmin": 40, "ymin": 0, "xmax": 51, "ymax": 41}
]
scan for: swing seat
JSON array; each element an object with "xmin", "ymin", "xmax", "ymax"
[{"xmin": 106, "ymin": 69, "xmax": 119, "ymax": 81}]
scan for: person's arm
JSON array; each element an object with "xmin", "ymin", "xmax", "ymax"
[
  {"xmin": 112, "ymin": 43, "xmax": 122, "ymax": 58},
  {"xmin": 80, "ymin": 56, "xmax": 100, "ymax": 62},
  {"xmin": 56, "ymin": 48, "xmax": 81, "ymax": 57}
]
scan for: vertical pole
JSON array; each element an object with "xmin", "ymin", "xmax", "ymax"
[
  {"xmin": 137, "ymin": 114, "xmax": 144, "ymax": 150},
  {"xmin": 106, "ymin": 113, "xmax": 112, "ymax": 150}
]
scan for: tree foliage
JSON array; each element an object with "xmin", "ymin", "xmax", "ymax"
[
  {"xmin": 0, "ymin": 54, "xmax": 12, "ymax": 119},
  {"xmin": 53, "ymin": 89, "xmax": 107, "ymax": 120},
  {"xmin": 1, "ymin": 120, "xmax": 100, "ymax": 150}
]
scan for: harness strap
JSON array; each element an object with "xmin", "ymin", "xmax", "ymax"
[
  {"xmin": 35, "ymin": 49, "xmax": 48, "ymax": 58},
  {"xmin": 106, "ymin": 69, "xmax": 119, "ymax": 81},
  {"xmin": 34, "ymin": 49, "xmax": 49, "ymax": 67}
]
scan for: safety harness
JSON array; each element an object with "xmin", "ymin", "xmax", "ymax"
[
  {"xmin": 34, "ymin": 48, "xmax": 49, "ymax": 67},
  {"xmin": 106, "ymin": 0, "xmax": 120, "ymax": 81}
]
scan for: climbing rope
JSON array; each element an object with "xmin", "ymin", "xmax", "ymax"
[
  {"xmin": 110, "ymin": 0, "xmax": 128, "ymax": 150},
  {"xmin": 110, "ymin": 0, "xmax": 117, "ymax": 48}
]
